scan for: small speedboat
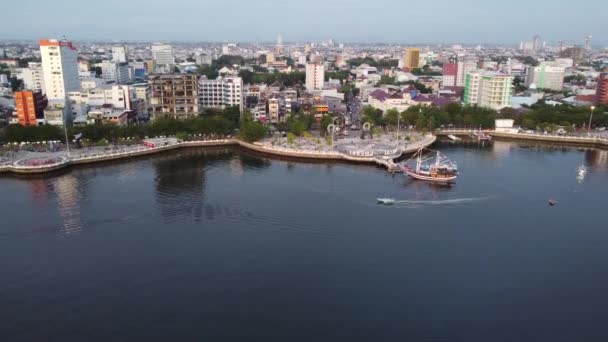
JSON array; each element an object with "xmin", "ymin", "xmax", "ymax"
[
  {"xmin": 548, "ymin": 198, "xmax": 557, "ymax": 206},
  {"xmin": 377, "ymin": 198, "xmax": 396, "ymax": 205}
]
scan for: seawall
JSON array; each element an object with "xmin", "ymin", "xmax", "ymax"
[
  {"xmin": 489, "ymin": 132, "xmax": 608, "ymax": 149},
  {"xmin": 0, "ymin": 136, "xmax": 436, "ymax": 176}
]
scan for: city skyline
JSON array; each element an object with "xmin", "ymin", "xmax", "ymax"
[{"xmin": 1, "ymin": 0, "xmax": 605, "ymax": 45}]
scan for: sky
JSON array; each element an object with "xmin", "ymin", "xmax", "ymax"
[{"xmin": 1, "ymin": 0, "xmax": 605, "ymax": 45}]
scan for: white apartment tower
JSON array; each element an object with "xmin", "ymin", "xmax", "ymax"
[
  {"xmin": 199, "ymin": 76, "xmax": 244, "ymax": 113},
  {"xmin": 463, "ymin": 71, "xmax": 513, "ymax": 110},
  {"xmin": 306, "ymin": 63, "xmax": 325, "ymax": 90},
  {"xmin": 112, "ymin": 46, "xmax": 128, "ymax": 63},
  {"xmin": 40, "ymin": 39, "xmax": 80, "ymax": 101}
]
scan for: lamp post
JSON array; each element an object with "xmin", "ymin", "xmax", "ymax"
[{"xmin": 588, "ymin": 106, "xmax": 596, "ymax": 137}]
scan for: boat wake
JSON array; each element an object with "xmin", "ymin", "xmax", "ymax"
[{"xmin": 392, "ymin": 196, "xmax": 494, "ymax": 206}]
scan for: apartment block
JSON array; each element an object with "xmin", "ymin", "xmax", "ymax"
[
  {"xmin": 464, "ymin": 71, "xmax": 513, "ymax": 110},
  {"xmin": 15, "ymin": 91, "xmax": 47, "ymax": 126},
  {"xmin": 199, "ymin": 76, "xmax": 244, "ymax": 113}
]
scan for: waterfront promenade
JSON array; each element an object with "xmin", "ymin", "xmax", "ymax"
[
  {"xmin": 437, "ymin": 128, "xmax": 608, "ymax": 148},
  {"xmin": 0, "ymin": 135, "xmax": 436, "ymax": 176}
]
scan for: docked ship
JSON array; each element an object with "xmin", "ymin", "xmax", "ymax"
[{"xmin": 402, "ymin": 148, "xmax": 458, "ymax": 183}]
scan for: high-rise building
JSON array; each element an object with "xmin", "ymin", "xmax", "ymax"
[
  {"xmin": 149, "ymin": 74, "xmax": 199, "ymax": 120},
  {"xmin": 306, "ymin": 63, "xmax": 325, "ymax": 90},
  {"xmin": 456, "ymin": 56, "xmax": 478, "ymax": 87},
  {"xmin": 40, "ymin": 39, "xmax": 79, "ymax": 101},
  {"xmin": 266, "ymin": 53, "xmax": 276, "ymax": 64},
  {"xmin": 464, "ymin": 71, "xmax": 513, "ymax": 110},
  {"xmin": 597, "ymin": 73, "xmax": 608, "ymax": 105},
  {"xmin": 21, "ymin": 62, "xmax": 45, "ymax": 93},
  {"xmin": 15, "ymin": 91, "xmax": 47, "ymax": 126},
  {"xmin": 151, "ymin": 44, "xmax": 174, "ymax": 72},
  {"xmin": 525, "ymin": 64, "xmax": 565, "ymax": 91},
  {"xmin": 101, "ymin": 60, "xmax": 130, "ymax": 84},
  {"xmin": 199, "ymin": 76, "xmax": 244, "ymax": 113},
  {"xmin": 112, "ymin": 46, "xmax": 128, "ymax": 63},
  {"xmin": 403, "ymin": 48, "xmax": 421, "ymax": 69},
  {"xmin": 532, "ymin": 35, "xmax": 543, "ymax": 52},
  {"xmin": 442, "ymin": 63, "xmax": 458, "ymax": 87}
]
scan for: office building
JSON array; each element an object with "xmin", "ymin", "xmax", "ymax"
[
  {"xmin": 305, "ymin": 63, "xmax": 325, "ymax": 90},
  {"xmin": 464, "ymin": 71, "xmax": 513, "ymax": 110},
  {"xmin": 112, "ymin": 46, "xmax": 128, "ymax": 63},
  {"xmin": 150, "ymin": 74, "xmax": 199, "ymax": 120},
  {"xmin": 403, "ymin": 48, "xmax": 421, "ymax": 69},
  {"xmin": 597, "ymin": 73, "xmax": 608, "ymax": 105},
  {"xmin": 40, "ymin": 38, "xmax": 79, "ymax": 101},
  {"xmin": 151, "ymin": 44, "xmax": 174, "ymax": 72},
  {"xmin": 101, "ymin": 60, "xmax": 130, "ymax": 84},
  {"xmin": 525, "ymin": 64, "xmax": 565, "ymax": 91},
  {"xmin": 199, "ymin": 76, "xmax": 243, "ymax": 113},
  {"xmin": 15, "ymin": 91, "xmax": 47, "ymax": 126}
]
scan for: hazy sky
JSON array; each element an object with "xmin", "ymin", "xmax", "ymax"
[{"xmin": 1, "ymin": 0, "xmax": 605, "ymax": 45}]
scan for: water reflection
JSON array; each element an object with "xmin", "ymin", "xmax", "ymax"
[
  {"xmin": 154, "ymin": 150, "xmax": 224, "ymax": 223},
  {"xmin": 585, "ymin": 149, "xmax": 608, "ymax": 169}
]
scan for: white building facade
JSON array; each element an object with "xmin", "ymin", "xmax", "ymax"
[
  {"xmin": 199, "ymin": 76, "xmax": 244, "ymax": 113},
  {"xmin": 306, "ymin": 63, "xmax": 325, "ymax": 90},
  {"xmin": 464, "ymin": 71, "xmax": 513, "ymax": 110},
  {"xmin": 525, "ymin": 64, "xmax": 565, "ymax": 91},
  {"xmin": 40, "ymin": 39, "xmax": 80, "ymax": 101}
]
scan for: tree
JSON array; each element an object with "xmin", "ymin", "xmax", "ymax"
[
  {"xmin": 239, "ymin": 112, "xmax": 267, "ymax": 142},
  {"xmin": 384, "ymin": 109, "xmax": 400, "ymax": 127},
  {"xmin": 320, "ymin": 115, "xmax": 334, "ymax": 134},
  {"xmin": 362, "ymin": 105, "xmax": 384, "ymax": 126}
]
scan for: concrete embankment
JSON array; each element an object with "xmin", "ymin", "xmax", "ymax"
[
  {"xmin": 0, "ymin": 136, "xmax": 436, "ymax": 176},
  {"xmin": 489, "ymin": 132, "xmax": 608, "ymax": 149}
]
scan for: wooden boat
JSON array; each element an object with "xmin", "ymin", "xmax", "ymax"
[{"xmin": 402, "ymin": 148, "xmax": 458, "ymax": 184}]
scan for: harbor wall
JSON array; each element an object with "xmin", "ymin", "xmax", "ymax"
[
  {"xmin": 489, "ymin": 132, "xmax": 608, "ymax": 149},
  {"xmin": 0, "ymin": 136, "xmax": 436, "ymax": 176}
]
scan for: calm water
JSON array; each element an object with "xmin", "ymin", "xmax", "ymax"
[{"xmin": 1, "ymin": 141, "xmax": 608, "ymax": 341}]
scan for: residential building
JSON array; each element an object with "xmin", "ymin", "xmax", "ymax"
[
  {"xmin": 112, "ymin": 46, "xmax": 128, "ymax": 63},
  {"xmin": 456, "ymin": 56, "xmax": 478, "ymax": 87},
  {"xmin": 149, "ymin": 74, "xmax": 199, "ymax": 120},
  {"xmin": 306, "ymin": 63, "xmax": 325, "ymax": 90},
  {"xmin": 101, "ymin": 60, "xmax": 130, "ymax": 84},
  {"xmin": 199, "ymin": 76, "xmax": 244, "ymax": 113},
  {"xmin": 464, "ymin": 71, "xmax": 513, "ymax": 110},
  {"xmin": 525, "ymin": 64, "xmax": 565, "ymax": 91},
  {"xmin": 40, "ymin": 39, "xmax": 79, "ymax": 101},
  {"xmin": 14, "ymin": 91, "xmax": 47, "ymax": 126},
  {"xmin": 442, "ymin": 63, "xmax": 458, "ymax": 87},
  {"xmin": 196, "ymin": 54, "xmax": 213, "ymax": 65},
  {"xmin": 403, "ymin": 48, "xmax": 421, "ymax": 69},
  {"xmin": 597, "ymin": 73, "xmax": 608, "ymax": 105},
  {"xmin": 21, "ymin": 62, "xmax": 45, "ymax": 93},
  {"xmin": 151, "ymin": 44, "xmax": 174, "ymax": 72},
  {"xmin": 266, "ymin": 53, "xmax": 276, "ymax": 63}
]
